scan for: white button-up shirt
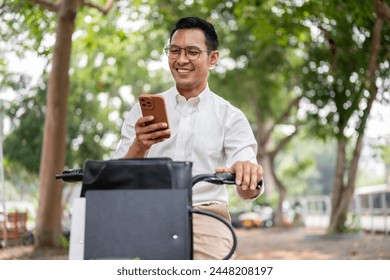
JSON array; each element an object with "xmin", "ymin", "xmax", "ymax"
[{"xmin": 114, "ymin": 85, "xmax": 258, "ymax": 205}]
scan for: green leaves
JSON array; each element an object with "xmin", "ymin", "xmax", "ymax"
[{"xmin": 299, "ymin": 0, "xmax": 386, "ymax": 140}]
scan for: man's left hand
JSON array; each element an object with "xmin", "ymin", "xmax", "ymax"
[{"xmin": 215, "ymin": 161, "xmax": 263, "ymax": 199}]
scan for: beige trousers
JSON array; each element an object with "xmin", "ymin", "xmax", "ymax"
[{"xmin": 192, "ymin": 203, "xmax": 235, "ymax": 260}]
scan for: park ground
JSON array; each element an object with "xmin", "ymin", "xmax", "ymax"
[
  {"xmin": 0, "ymin": 227, "xmax": 389, "ymax": 260},
  {"xmin": 235, "ymin": 227, "xmax": 390, "ymax": 260}
]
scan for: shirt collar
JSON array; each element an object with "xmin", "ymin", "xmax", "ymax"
[{"xmin": 174, "ymin": 84, "xmax": 211, "ymax": 111}]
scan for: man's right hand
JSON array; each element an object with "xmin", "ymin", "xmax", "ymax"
[{"xmin": 124, "ymin": 115, "xmax": 170, "ymax": 158}]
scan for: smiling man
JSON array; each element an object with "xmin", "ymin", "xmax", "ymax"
[{"xmin": 114, "ymin": 17, "xmax": 264, "ymax": 259}]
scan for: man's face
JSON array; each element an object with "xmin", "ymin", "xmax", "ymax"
[{"xmin": 168, "ymin": 28, "xmax": 218, "ymax": 97}]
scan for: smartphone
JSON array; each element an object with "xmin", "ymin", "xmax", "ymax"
[{"xmin": 139, "ymin": 93, "xmax": 170, "ymax": 139}]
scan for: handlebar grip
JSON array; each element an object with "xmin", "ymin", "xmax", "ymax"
[
  {"xmin": 192, "ymin": 173, "xmax": 263, "ymax": 189},
  {"xmin": 213, "ymin": 173, "xmax": 236, "ymax": 184},
  {"xmin": 55, "ymin": 169, "xmax": 84, "ymax": 183}
]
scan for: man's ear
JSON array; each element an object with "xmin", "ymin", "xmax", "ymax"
[{"xmin": 209, "ymin": 50, "xmax": 219, "ymax": 67}]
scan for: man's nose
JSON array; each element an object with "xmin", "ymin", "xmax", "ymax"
[{"xmin": 177, "ymin": 49, "xmax": 190, "ymax": 62}]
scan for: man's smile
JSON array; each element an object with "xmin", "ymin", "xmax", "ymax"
[{"xmin": 175, "ymin": 67, "xmax": 194, "ymax": 73}]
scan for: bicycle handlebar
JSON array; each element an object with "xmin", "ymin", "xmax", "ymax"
[
  {"xmin": 192, "ymin": 173, "xmax": 263, "ymax": 189},
  {"xmin": 56, "ymin": 169, "xmax": 262, "ymax": 189}
]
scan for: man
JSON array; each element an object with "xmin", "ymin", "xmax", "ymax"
[{"xmin": 114, "ymin": 17, "xmax": 264, "ymax": 259}]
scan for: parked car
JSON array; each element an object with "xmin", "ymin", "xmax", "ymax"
[
  {"xmin": 238, "ymin": 212, "xmax": 264, "ymax": 228},
  {"xmin": 231, "ymin": 204, "xmax": 274, "ymax": 229}
]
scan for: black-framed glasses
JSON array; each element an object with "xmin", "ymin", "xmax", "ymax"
[{"xmin": 164, "ymin": 45, "xmax": 211, "ymax": 61}]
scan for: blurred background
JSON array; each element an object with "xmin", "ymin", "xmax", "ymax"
[{"xmin": 0, "ymin": 0, "xmax": 389, "ymax": 255}]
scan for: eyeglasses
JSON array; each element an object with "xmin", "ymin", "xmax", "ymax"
[{"xmin": 164, "ymin": 45, "xmax": 211, "ymax": 61}]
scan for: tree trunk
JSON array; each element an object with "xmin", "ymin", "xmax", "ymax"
[
  {"xmin": 269, "ymin": 150, "xmax": 289, "ymax": 227},
  {"xmin": 35, "ymin": 0, "xmax": 77, "ymax": 247},
  {"xmin": 255, "ymin": 109, "xmax": 299, "ymax": 227},
  {"xmin": 273, "ymin": 175, "xmax": 288, "ymax": 226},
  {"xmin": 255, "ymin": 120, "xmax": 276, "ymax": 196},
  {"xmin": 327, "ymin": 0, "xmax": 387, "ymax": 233},
  {"xmin": 328, "ymin": 137, "xmax": 361, "ymax": 233},
  {"xmin": 328, "ymin": 137, "xmax": 346, "ymax": 232}
]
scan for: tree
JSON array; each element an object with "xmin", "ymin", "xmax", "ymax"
[
  {"xmin": 299, "ymin": 0, "xmax": 390, "ymax": 233},
  {"xmin": 23, "ymin": 0, "xmax": 114, "ymax": 247}
]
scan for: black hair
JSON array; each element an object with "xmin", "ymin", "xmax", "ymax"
[{"xmin": 169, "ymin": 17, "xmax": 219, "ymax": 50}]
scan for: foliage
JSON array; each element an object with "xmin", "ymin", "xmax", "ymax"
[
  {"xmin": 328, "ymin": 212, "xmax": 362, "ymax": 235},
  {"xmin": 376, "ymin": 143, "xmax": 390, "ymax": 166},
  {"xmin": 2, "ymin": 0, "xmax": 169, "ymax": 174},
  {"xmin": 0, "ymin": 0, "xmax": 57, "ymax": 59},
  {"xmin": 4, "ymin": 84, "xmax": 44, "ymax": 173},
  {"xmin": 58, "ymin": 233, "xmax": 70, "ymax": 249},
  {"xmin": 212, "ymin": 1, "xmax": 306, "ymax": 127},
  {"xmin": 276, "ymin": 136, "xmax": 337, "ymax": 196},
  {"xmin": 297, "ymin": 0, "xmax": 389, "ymax": 140}
]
